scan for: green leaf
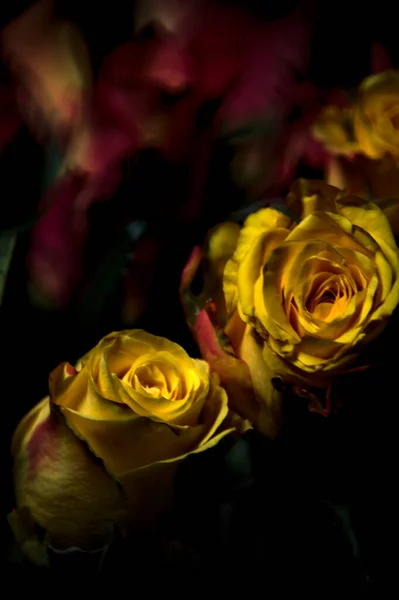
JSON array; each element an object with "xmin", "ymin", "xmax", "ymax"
[
  {"xmin": 41, "ymin": 143, "xmax": 63, "ymax": 195},
  {"xmin": 0, "ymin": 230, "xmax": 17, "ymax": 305},
  {"xmin": 78, "ymin": 221, "xmax": 147, "ymax": 326},
  {"xmin": 221, "ymin": 118, "xmax": 277, "ymax": 143}
]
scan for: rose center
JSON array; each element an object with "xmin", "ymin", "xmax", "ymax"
[
  {"xmin": 306, "ymin": 287, "xmax": 342, "ymax": 312},
  {"xmin": 304, "ymin": 272, "xmax": 350, "ymax": 322},
  {"xmin": 133, "ymin": 364, "xmax": 165, "ymax": 397}
]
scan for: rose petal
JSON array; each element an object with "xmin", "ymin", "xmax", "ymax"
[
  {"xmin": 336, "ymin": 198, "xmax": 397, "ymax": 251},
  {"xmin": 237, "ymin": 227, "xmax": 289, "ymax": 321},
  {"xmin": 55, "ymin": 380, "xmax": 229, "ymax": 477},
  {"xmin": 224, "ymin": 208, "xmax": 292, "ymax": 316},
  {"xmin": 13, "ymin": 397, "xmax": 128, "ymax": 551}
]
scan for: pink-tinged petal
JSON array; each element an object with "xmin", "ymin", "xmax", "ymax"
[
  {"xmin": 194, "ymin": 309, "xmax": 225, "ymax": 360},
  {"xmin": 180, "ymin": 247, "xmax": 260, "ymax": 426},
  {"xmin": 180, "ymin": 246, "xmax": 202, "ymax": 297},
  {"xmin": 27, "ymin": 411, "xmax": 59, "ymax": 478},
  {"xmin": 193, "ymin": 309, "xmax": 259, "ymax": 425},
  {"xmin": 65, "ymin": 362, "xmax": 78, "ymax": 376},
  {"xmin": 12, "ymin": 397, "xmax": 128, "ymax": 552},
  {"xmin": 27, "ymin": 88, "xmax": 133, "ymax": 309}
]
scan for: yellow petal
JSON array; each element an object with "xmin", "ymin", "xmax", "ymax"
[
  {"xmin": 286, "ymin": 243, "xmax": 368, "ymax": 340},
  {"xmin": 354, "ymin": 70, "xmax": 399, "ymax": 160},
  {"xmin": 57, "ymin": 377, "xmax": 230, "ymax": 477},
  {"xmin": 206, "ymin": 222, "xmax": 241, "ymax": 266},
  {"xmin": 223, "ymin": 256, "xmax": 240, "ymax": 318},
  {"xmin": 312, "ymin": 106, "xmax": 359, "ymax": 155},
  {"xmin": 224, "ymin": 208, "xmax": 292, "ymax": 316},
  {"xmin": 117, "ymin": 383, "xmax": 235, "ymax": 529},
  {"xmin": 286, "ymin": 210, "xmax": 374, "ymax": 259},
  {"xmin": 50, "ymin": 362, "xmax": 132, "ymax": 420},
  {"xmin": 336, "ymin": 197, "xmax": 397, "ymax": 252},
  {"xmin": 256, "ymin": 241, "xmax": 303, "ymax": 344},
  {"xmin": 237, "ymin": 227, "xmax": 289, "ymax": 320},
  {"xmin": 235, "ymin": 326, "xmax": 283, "ymax": 438},
  {"xmin": 375, "ymin": 250, "xmax": 393, "ymax": 303}
]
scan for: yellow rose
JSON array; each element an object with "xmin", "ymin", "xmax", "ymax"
[
  {"xmin": 11, "ymin": 330, "xmax": 233, "ymax": 561},
  {"xmin": 312, "ymin": 70, "xmax": 399, "ymax": 168},
  {"xmin": 312, "ymin": 105, "xmax": 359, "ymax": 156},
  {"xmin": 354, "ymin": 70, "xmax": 399, "ymax": 163},
  {"xmin": 312, "ymin": 97, "xmax": 399, "ymax": 205},
  {"xmin": 198, "ymin": 180, "xmax": 399, "ymax": 435}
]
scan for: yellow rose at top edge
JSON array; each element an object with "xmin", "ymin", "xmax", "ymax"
[
  {"xmin": 353, "ymin": 70, "xmax": 399, "ymax": 163},
  {"xmin": 312, "ymin": 70, "xmax": 399, "ymax": 164}
]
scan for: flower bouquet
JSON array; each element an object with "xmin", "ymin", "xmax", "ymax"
[
  {"xmin": 7, "ymin": 177, "xmax": 399, "ymax": 592},
  {"xmin": 2, "ymin": 0, "xmax": 399, "ymax": 595}
]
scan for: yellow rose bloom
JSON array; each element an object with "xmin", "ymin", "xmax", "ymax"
[
  {"xmin": 312, "ymin": 105, "xmax": 359, "ymax": 156},
  {"xmin": 313, "ymin": 70, "xmax": 399, "ymax": 166},
  {"xmin": 354, "ymin": 70, "xmax": 399, "ymax": 164},
  {"xmin": 204, "ymin": 180, "xmax": 399, "ymax": 433},
  {"xmin": 11, "ymin": 330, "xmax": 233, "ymax": 560}
]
